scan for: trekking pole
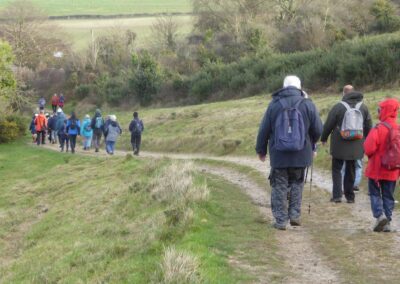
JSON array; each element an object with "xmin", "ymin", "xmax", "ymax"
[
  {"xmin": 308, "ymin": 159, "xmax": 314, "ymax": 215},
  {"xmin": 304, "ymin": 166, "xmax": 309, "ymax": 184}
]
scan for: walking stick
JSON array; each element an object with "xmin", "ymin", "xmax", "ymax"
[{"xmin": 308, "ymin": 159, "xmax": 314, "ymax": 215}]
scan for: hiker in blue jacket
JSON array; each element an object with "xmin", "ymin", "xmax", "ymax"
[
  {"xmin": 129, "ymin": 112, "xmax": 144, "ymax": 156},
  {"xmin": 90, "ymin": 109, "xmax": 105, "ymax": 152},
  {"xmin": 81, "ymin": 114, "xmax": 93, "ymax": 150},
  {"xmin": 256, "ymin": 75, "xmax": 323, "ymax": 230},
  {"xmin": 66, "ymin": 112, "xmax": 80, "ymax": 154}
]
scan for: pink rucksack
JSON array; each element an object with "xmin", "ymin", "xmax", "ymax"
[{"xmin": 381, "ymin": 122, "xmax": 400, "ymax": 170}]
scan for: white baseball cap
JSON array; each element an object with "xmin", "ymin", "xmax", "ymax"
[{"xmin": 283, "ymin": 75, "xmax": 301, "ymax": 90}]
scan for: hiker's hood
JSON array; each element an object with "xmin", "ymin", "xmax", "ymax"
[
  {"xmin": 84, "ymin": 117, "xmax": 91, "ymax": 123},
  {"xmin": 342, "ymin": 92, "xmax": 363, "ymax": 104},
  {"xmin": 272, "ymin": 87, "xmax": 303, "ymax": 99},
  {"xmin": 379, "ymin": 98, "xmax": 399, "ymax": 121}
]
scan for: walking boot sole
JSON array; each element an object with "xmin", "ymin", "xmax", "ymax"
[{"xmin": 373, "ymin": 218, "xmax": 388, "ymax": 232}]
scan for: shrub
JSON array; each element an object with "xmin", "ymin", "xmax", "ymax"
[
  {"xmin": 0, "ymin": 115, "xmax": 26, "ymax": 143},
  {"xmin": 74, "ymin": 84, "xmax": 91, "ymax": 100}
]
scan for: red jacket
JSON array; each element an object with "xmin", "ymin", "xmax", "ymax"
[
  {"xmin": 34, "ymin": 114, "xmax": 48, "ymax": 132},
  {"xmin": 364, "ymin": 98, "xmax": 400, "ymax": 181},
  {"xmin": 51, "ymin": 95, "xmax": 59, "ymax": 106}
]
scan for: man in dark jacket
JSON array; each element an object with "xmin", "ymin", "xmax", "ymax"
[
  {"xmin": 129, "ymin": 112, "xmax": 144, "ymax": 156},
  {"xmin": 321, "ymin": 85, "xmax": 372, "ymax": 203},
  {"xmin": 256, "ymin": 75, "xmax": 323, "ymax": 230},
  {"xmin": 91, "ymin": 109, "xmax": 104, "ymax": 152}
]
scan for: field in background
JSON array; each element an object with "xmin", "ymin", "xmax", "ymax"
[
  {"xmin": 107, "ymin": 90, "xmax": 400, "ymax": 168},
  {"xmin": 55, "ymin": 15, "xmax": 193, "ymax": 50},
  {"xmin": 0, "ymin": 0, "xmax": 192, "ymax": 16}
]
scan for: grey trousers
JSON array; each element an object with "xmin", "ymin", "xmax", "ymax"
[{"xmin": 269, "ymin": 168, "xmax": 305, "ymax": 226}]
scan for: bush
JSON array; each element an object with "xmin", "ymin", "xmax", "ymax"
[
  {"xmin": 186, "ymin": 33, "xmax": 400, "ymax": 101},
  {"xmin": 0, "ymin": 115, "xmax": 26, "ymax": 143},
  {"xmin": 74, "ymin": 84, "xmax": 91, "ymax": 100}
]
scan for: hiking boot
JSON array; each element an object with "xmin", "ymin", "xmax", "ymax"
[
  {"xmin": 95, "ymin": 148, "xmax": 99, "ymax": 152},
  {"xmin": 273, "ymin": 223, "xmax": 286, "ymax": 230},
  {"xmin": 373, "ymin": 215, "xmax": 388, "ymax": 232},
  {"xmin": 330, "ymin": 198, "xmax": 342, "ymax": 203},
  {"xmin": 290, "ymin": 219, "xmax": 301, "ymax": 226},
  {"xmin": 383, "ymin": 222, "xmax": 391, "ymax": 233},
  {"xmin": 353, "ymin": 186, "xmax": 360, "ymax": 192},
  {"xmin": 346, "ymin": 199, "xmax": 355, "ymax": 204}
]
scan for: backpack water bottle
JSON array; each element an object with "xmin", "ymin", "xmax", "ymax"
[
  {"xmin": 381, "ymin": 122, "xmax": 400, "ymax": 170},
  {"xmin": 340, "ymin": 101, "xmax": 364, "ymax": 140},
  {"xmin": 274, "ymin": 98, "xmax": 306, "ymax": 152}
]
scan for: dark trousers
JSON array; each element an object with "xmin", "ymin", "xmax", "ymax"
[
  {"xmin": 69, "ymin": 135, "xmax": 77, "ymax": 153},
  {"xmin": 332, "ymin": 158, "xmax": 355, "ymax": 201},
  {"xmin": 36, "ymin": 131, "xmax": 46, "ymax": 145},
  {"xmin": 59, "ymin": 135, "xmax": 69, "ymax": 151},
  {"xmin": 368, "ymin": 179, "xmax": 396, "ymax": 221},
  {"xmin": 269, "ymin": 168, "xmax": 305, "ymax": 226},
  {"xmin": 52, "ymin": 105, "xmax": 57, "ymax": 113},
  {"xmin": 93, "ymin": 131, "xmax": 102, "ymax": 150},
  {"xmin": 131, "ymin": 134, "xmax": 142, "ymax": 154}
]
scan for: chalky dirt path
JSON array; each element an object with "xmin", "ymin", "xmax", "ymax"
[{"xmin": 41, "ymin": 144, "xmax": 400, "ymax": 283}]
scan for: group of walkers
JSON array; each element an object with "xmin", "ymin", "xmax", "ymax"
[
  {"xmin": 30, "ymin": 101, "xmax": 144, "ymax": 156},
  {"xmin": 256, "ymin": 76, "xmax": 399, "ymax": 232}
]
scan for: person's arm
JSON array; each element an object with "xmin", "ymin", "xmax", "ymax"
[
  {"xmin": 77, "ymin": 120, "xmax": 81, "ymax": 135},
  {"xmin": 308, "ymin": 101, "xmax": 323, "ymax": 144},
  {"xmin": 321, "ymin": 104, "xmax": 339, "ymax": 143},
  {"xmin": 255, "ymin": 106, "xmax": 272, "ymax": 161},
  {"xmin": 364, "ymin": 127, "xmax": 379, "ymax": 157},
  {"xmin": 128, "ymin": 121, "xmax": 133, "ymax": 133}
]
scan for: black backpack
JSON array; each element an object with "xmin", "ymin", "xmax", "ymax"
[{"xmin": 70, "ymin": 119, "xmax": 77, "ymax": 130}]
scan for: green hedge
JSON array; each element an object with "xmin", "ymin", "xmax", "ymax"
[{"xmin": 187, "ymin": 33, "xmax": 400, "ymax": 101}]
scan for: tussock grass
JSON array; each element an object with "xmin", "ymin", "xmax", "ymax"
[
  {"xmin": 161, "ymin": 246, "xmax": 201, "ymax": 284},
  {"xmin": 151, "ymin": 162, "xmax": 209, "ymax": 205}
]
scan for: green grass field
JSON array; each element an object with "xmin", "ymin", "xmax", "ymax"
[
  {"xmin": 0, "ymin": 142, "xmax": 282, "ymax": 282},
  {"xmin": 55, "ymin": 15, "xmax": 193, "ymax": 50},
  {"xmin": 0, "ymin": 0, "xmax": 192, "ymax": 16}
]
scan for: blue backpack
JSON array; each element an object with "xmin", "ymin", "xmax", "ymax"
[{"xmin": 274, "ymin": 98, "xmax": 306, "ymax": 152}]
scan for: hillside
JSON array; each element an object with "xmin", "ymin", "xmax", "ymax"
[
  {"xmin": 105, "ymin": 90, "xmax": 400, "ymax": 169},
  {"xmin": 0, "ymin": 0, "xmax": 192, "ymax": 16}
]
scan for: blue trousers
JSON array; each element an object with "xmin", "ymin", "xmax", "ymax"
[
  {"xmin": 368, "ymin": 179, "xmax": 396, "ymax": 221},
  {"xmin": 106, "ymin": 141, "xmax": 115, "ymax": 154},
  {"xmin": 342, "ymin": 159, "xmax": 362, "ymax": 188}
]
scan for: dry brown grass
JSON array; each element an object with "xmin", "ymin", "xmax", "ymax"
[
  {"xmin": 161, "ymin": 246, "xmax": 201, "ymax": 284},
  {"xmin": 151, "ymin": 162, "xmax": 209, "ymax": 205}
]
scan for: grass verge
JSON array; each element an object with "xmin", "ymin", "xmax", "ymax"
[{"xmin": 0, "ymin": 141, "xmax": 283, "ymax": 283}]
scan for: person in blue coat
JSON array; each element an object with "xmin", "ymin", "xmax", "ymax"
[
  {"xmin": 81, "ymin": 114, "xmax": 93, "ymax": 150},
  {"xmin": 256, "ymin": 75, "xmax": 323, "ymax": 230},
  {"xmin": 66, "ymin": 112, "xmax": 80, "ymax": 154}
]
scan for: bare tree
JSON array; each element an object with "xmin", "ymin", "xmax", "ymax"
[
  {"xmin": 0, "ymin": 0, "xmax": 70, "ymax": 69},
  {"xmin": 151, "ymin": 14, "xmax": 179, "ymax": 51}
]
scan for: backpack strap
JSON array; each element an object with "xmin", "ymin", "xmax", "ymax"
[
  {"xmin": 340, "ymin": 101, "xmax": 351, "ymax": 111},
  {"xmin": 355, "ymin": 102, "xmax": 363, "ymax": 110},
  {"xmin": 380, "ymin": 121, "xmax": 392, "ymax": 130}
]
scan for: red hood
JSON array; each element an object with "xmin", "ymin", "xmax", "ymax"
[{"xmin": 379, "ymin": 98, "xmax": 399, "ymax": 121}]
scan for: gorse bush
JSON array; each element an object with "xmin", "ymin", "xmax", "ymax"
[
  {"xmin": 0, "ymin": 114, "xmax": 26, "ymax": 143},
  {"xmin": 188, "ymin": 33, "xmax": 400, "ymax": 101}
]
